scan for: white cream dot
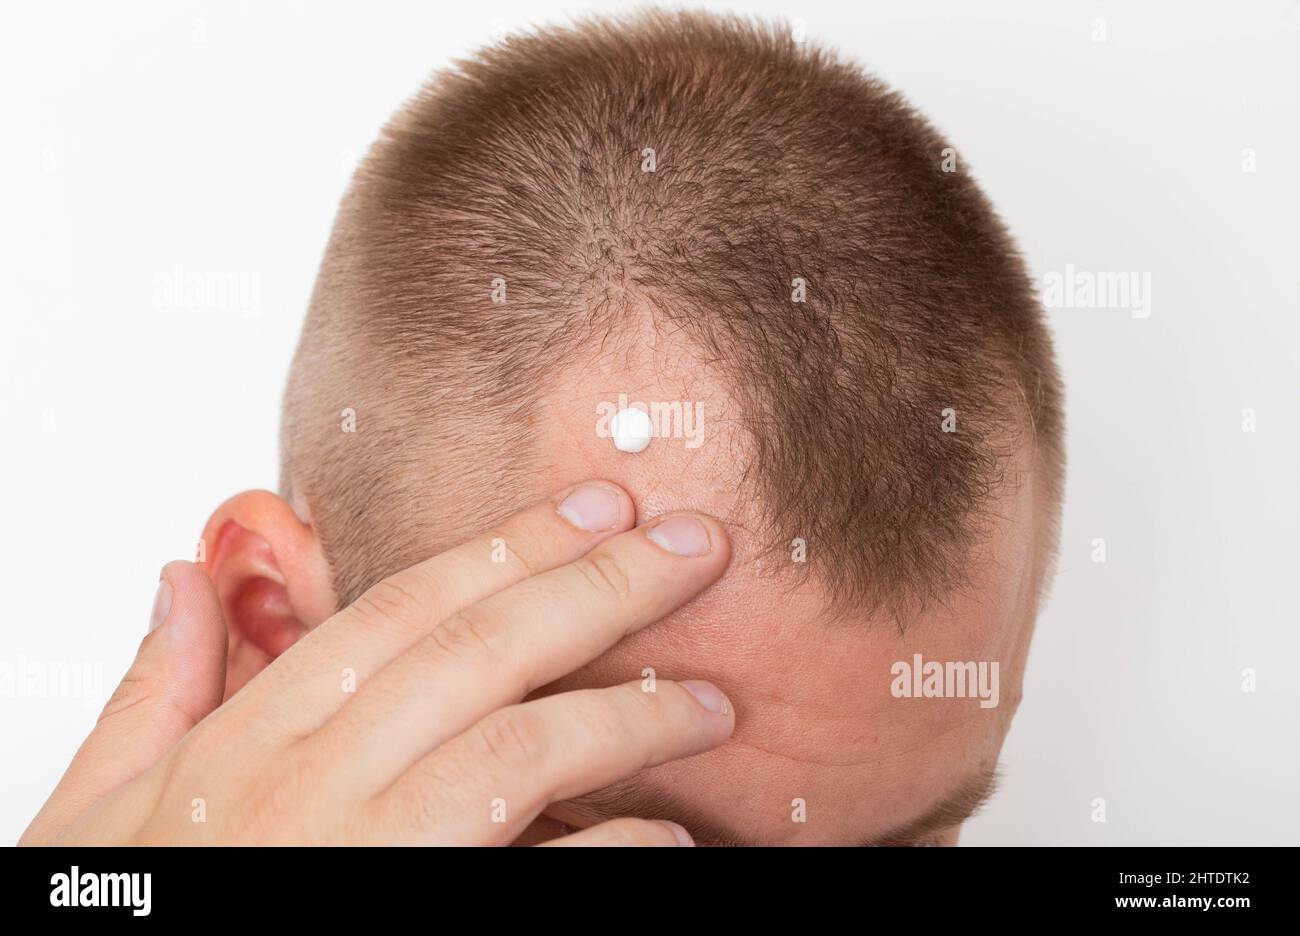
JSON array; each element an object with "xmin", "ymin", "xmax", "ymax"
[{"xmin": 611, "ymin": 407, "xmax": 653, "ymax": 453}]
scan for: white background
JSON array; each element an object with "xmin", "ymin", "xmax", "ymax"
[{"xmin": 1, "ymin": 1, "xmax": 1297, "ymax": 845}]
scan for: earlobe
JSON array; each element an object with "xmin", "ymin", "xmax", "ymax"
[{"xmin": 199, "ymin": 490, "xmax": 336, "ymax": 698}]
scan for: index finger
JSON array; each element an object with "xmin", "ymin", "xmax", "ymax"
[
  {"xmin": 225, "ymin": 481, "xmax": 637, "ymax": 737},
  {"xmin": 309, "ymin": 510, "xmax": 731, "ymax": 795}
]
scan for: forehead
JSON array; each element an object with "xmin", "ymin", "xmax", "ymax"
[
  {"xmin": 536, "ymin": 527, "xmax": 1035, "ymax": 844},
  {"xmin": 518, "ymin": 338, "xmax": 1045, "ymax": 844}
]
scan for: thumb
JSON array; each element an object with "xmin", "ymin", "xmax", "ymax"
[{"xmin": 21, "ymin": 560, "xmax": 227, "ymax": 844}]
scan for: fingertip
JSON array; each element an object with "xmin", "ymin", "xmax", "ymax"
[
  {"xmin": 554, "ymin": 480, "xmax": 635, "ymax": 534},
  {"xmin": 151, "ymin": 560, "xmax": 226, "ymax": 652},
  {"xmin": 657, "ymin": 820, "xmax": 695, "ymax": 847},
  {"xmin": 147, "ymin": 560, "xmax": 228, "ymax": 715},
  {"xmin": 644, "ymin": 512, "xmax": 731, "ymax": 563},
  {"xmin": 159, "ymin": 559, "xmax": 202, "ymax": 591},
  {"xmin": 679, "ymin": 679, "xmax": 733, "ymax": 718}
]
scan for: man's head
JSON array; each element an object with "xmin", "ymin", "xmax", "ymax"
[{"xmin": 204, "ymin": 12, "xmax": 1063, "ymax": 844}]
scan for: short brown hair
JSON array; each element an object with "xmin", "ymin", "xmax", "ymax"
[{"xmin": 281, "ymin": 11, "xmax": 1064, "ymax": 619}]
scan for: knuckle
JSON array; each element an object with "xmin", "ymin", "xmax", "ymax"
[
  {"xmin": 99, "ymin": 671, "xmax": 209, "ymax": 733},
  {"xmin": 486, "ymin": 526, "xmax": 539, "ymax": 578},
  {"xmin": 427, "ymin": 606, "xmax": 499, "ymax": 661},
  {"xmin": 168, "ymin": 718, "xmax": 243, "ymax": 790},
  {"xmin": 238, "ymin": 767, "xmax": 309, "ymax": 843},
  {"xmin": 98, "ymin": 673, "xmax": 153, "ymax": 722},
  {"xmin": 576, "ymin": 685, "xmax": 646, "ymax": 744},
  {"xmin": 376, "ymin": 789, "xmax": 450, "ymax": 844},
  {"xmin": 473, "ymin": 707, "xmax": 545, "ymax": 770},
  {"xmin": 613, "ymin": 680, "xmax": 656, "ymax": 718},
  {"xmin": 572, "ymin": 549, "xmax": 631, "ymax": 601},
  {"xmin": 351, "ymin": 576, "xmax": 435, "ymax": 634}
]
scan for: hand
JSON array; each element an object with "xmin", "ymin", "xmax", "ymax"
[{"xmin": 21, "ymin": 482, "xmax": 734, "ymax": 846}]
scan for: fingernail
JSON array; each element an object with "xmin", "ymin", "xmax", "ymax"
[
  {"xmin": 681, "ymin": 679, "xmax": 731, "ymax": 716},
  {"xmin": 149, "ymin": 576, "xmax": 173, "ymax": 634},
  {"xmin": 557, "ymin": 484, "xmax": 621, "ymax": 532},
  {"xmin": 659, "ymin": 821, "xmax": 695, "ymax": 847},
  {"xmin": 646, "ymin": 515, "xmax": 711, "ymax": 557}
]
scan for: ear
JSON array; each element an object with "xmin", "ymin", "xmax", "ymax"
[{"xmin": 199, "ymin": 490, "xmax": 336, "ymax": 699}]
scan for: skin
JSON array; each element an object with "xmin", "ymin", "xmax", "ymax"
[
  {"xmin": 22, "ymin": 485, "xmax": 736, "ymax": 845},
  {"xmin": 27, "ymin": 327, "xmax": 1053, "ymax": 846},
  {"xmin": 525, "ymin": 332, "xmax": 1052, "ymax": 845}
]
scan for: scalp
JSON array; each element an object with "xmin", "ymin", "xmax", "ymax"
[{"xmin": 280, "ymin": 10, "xmax": 1065, "ymax": 622}]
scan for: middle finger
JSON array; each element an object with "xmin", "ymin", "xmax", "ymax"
[{"xmin": 307, "ymin": 511, "xmax": 730, "ymax": 794}]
